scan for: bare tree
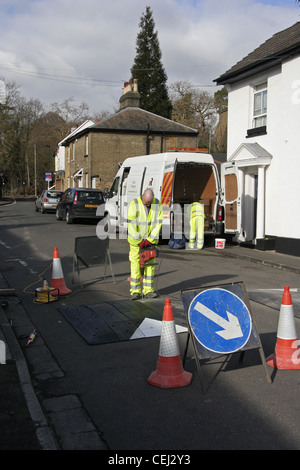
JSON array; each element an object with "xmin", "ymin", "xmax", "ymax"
[
  {"xmin": 170, "ymin": 81, "xmax": 217, "ymax": 148},
  {"xmin": 50, "ymin": 97, "xmax": 90, "ymax": 136}
]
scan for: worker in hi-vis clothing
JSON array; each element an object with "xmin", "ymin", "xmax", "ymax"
[
  {"xmin": 187, "ymin": 201, "xmax": 205, "ymax": 250},
  {"xmin": 127, "ymin": 189, "xmax": 163, "ymax": 300}
]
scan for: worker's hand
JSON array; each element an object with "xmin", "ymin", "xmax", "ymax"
[
  {"xmin": 145, "ymin": 240, "xmax": 152, "ymax": 247},
  {"xmin": 139, "ymin": 240, "xmax": 145, "ymax": 248}
]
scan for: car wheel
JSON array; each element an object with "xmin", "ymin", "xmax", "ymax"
[
  {"xmin": 41, "ymin": 206, "xmax": 45, "ymax": 214},
  {"xmin": 66, "ymin": 210, "xmax": 73, "ymax": 224},
  {"xmin": 56, "ymin": 209, "xmax": 62, "ymax": 221},
  {"xmin": 35, "ymin": 204, "xmax": 39, "ymax": 212}
]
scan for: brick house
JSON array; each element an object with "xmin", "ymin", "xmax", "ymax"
[{"xmin": 58, "ymin": 80, "xmax": 198, "ymax": 191}]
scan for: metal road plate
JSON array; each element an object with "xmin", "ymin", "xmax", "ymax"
[{"xmin": 58, "ymin": 298, "xmax": 187, "ymax": 345}]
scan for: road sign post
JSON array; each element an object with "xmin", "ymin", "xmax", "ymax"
[{"xmin": 181, "ymin": 282, "xmax": 271, "ymax": 392}]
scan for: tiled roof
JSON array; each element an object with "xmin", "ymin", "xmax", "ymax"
[
  {"xmin": 90, "ymin": 107, "xmax": 197, "ymax": 134},
  {"xmin": 215, "ymin": 22, "xmax": 300, "ymax": 85}
]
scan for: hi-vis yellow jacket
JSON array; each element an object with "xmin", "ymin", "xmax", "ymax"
[
  {"xmin": 127, "ymin": 197, "xmax": 163, "ymax": 246},
  {"xmin": 187, "ymin": 202, "xmax": 205, "ymax": 219}
]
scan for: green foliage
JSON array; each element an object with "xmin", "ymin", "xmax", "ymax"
[
  {"xmin": 131, "ymin": 6, "xmax": 172, "ymax": 118},
  {"xmin": 214, "ymin": 87, "xmax": 228, "ymax": 114}
]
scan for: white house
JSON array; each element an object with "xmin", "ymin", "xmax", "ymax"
[
  {"xmin": 215, "ymin": 22, "xmax": 300, "ymax": 257},
  {"xmin": 54, "ymin": 120, "xmax": 94, "ymax": 190}
]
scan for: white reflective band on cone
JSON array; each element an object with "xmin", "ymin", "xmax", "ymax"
[
  {"xmin": 159, "ymin": 321, "xmax": 180, "ymax": 357},
  {"xmin": 52, "ymin": 258, "xmax": 64, "ymax": 279},
  {"xmin": 277, "ymin": 304, "xmax": 298, "ymax": 340}
]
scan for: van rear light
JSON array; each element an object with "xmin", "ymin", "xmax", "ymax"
[
  {"xmin": 74, "ymin": 191, "xmax": 78, "ymax": 204},
  {"xmin": 217, "ymin": 206, "xmax": 223, "ymax": 221}
]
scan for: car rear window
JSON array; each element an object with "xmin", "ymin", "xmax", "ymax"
[
  {"xmin": 46, "ymin": 191, "xmax": 63, "ymax": 198},
  {"xmin": 77, "ymin": 191, "xmax": 104, "ymax": 203}
]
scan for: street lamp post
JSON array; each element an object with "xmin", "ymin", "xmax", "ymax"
[{"xmin": 45, "ymin": 145, "xmax": 51, "ymax": 189}]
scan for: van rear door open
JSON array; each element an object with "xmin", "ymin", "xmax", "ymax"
[
  {"xmin": 221, "ymin": 162, "xmax": 241, "ymax": 233},
  {"xmin": 172, "ymin": 157, "xmax": 220, "ymax": 234}
]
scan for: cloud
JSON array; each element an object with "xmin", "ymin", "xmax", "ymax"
[{"xmin": 0, "ymin": 0, "xmax": 298, "ymax": 113}]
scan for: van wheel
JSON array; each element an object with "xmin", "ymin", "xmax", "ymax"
[
  {"xmin": 66, "ymin": 210, "xmax": 73, "ymax": 224},
  {"xmin": 56, "ymin": 209, "xmax": 62, "ymax": 221}
]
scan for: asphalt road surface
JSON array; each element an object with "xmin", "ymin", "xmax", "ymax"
[{"xmin": 1, "ymin": 198, "xmax": 300, "ymax": 451}]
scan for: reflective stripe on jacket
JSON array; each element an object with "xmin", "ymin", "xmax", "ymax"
[
  {"xmin": 127, "ymin": 197, "xmax": 163, "ymax": 246},
  {"xmin": 188, "ymin": 202, "xmax": 205, "ymax": 219}
]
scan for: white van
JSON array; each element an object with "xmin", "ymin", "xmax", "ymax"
[{"xmin": 100, "ymin": 150, "xmax": 240, "ymax": 240}]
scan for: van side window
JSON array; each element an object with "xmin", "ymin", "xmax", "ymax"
[
  {"xmin": 110, "ymin": 177, "xmax": 120, "ymax": 196},
  {"xmin": 121, "ymin": 168, "xmax": 130, "ymax": 195}
]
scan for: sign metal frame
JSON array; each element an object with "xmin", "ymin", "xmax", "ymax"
[
  {"xmin": 181, "ymin": 282, "xmax": 271, "ymax": 392},
  {"xmin": 72, "ymin": 236, "xmax": 115, "ymax": 287}
]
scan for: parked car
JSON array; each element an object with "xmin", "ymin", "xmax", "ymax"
[
  {"xmin": 35, "ymin": 190, "xmax": 64, "ymax": 213},
  {"xmin": 56, "ymin": 188, "xmax": 105, "ymax": 223}
]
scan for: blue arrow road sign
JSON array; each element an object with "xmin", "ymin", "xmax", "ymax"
[{"xmin": 188, "ymin": 288, "xmax": 252, "ymax": 354}]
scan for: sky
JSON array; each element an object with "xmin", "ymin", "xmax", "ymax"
[{"xmin": 0, "ymin": 0, "xmax": 299, "ymax": 115}]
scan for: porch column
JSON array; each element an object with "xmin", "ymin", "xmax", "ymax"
[{"xmin": 256, "ymin": 165, "xmax": 265, "ymax": 239}]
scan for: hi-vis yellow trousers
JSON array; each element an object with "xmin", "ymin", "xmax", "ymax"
[
  {"xmin": 188, "ymin": 216, "xmax": 204, "ymax": 249},
  {"xmin": 129, "ymin": 245, "xmax": 155, "ymax": 295}
]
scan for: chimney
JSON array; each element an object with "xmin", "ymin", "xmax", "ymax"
[{"xmin": 119, "ymin": 79, "xmax": 140, "ymax": 110}]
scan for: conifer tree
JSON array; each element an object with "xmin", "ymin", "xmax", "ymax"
[{"xmin": 131, "ymin": 6, "xmax": 172, "ymax": 118}]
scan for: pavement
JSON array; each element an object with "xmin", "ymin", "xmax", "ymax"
[{"xmin": 0, "ymin": 196, "xmax": 300, "ymax": 451}]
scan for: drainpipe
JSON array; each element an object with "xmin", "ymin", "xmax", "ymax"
[{"xmin": 161, "ymin": 133, "xmax": 165, "ymax": 153}]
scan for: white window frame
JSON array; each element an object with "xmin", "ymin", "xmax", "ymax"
[{"xmin": 253, "ymin": 83, "xmax": 267, "ymax": 128}]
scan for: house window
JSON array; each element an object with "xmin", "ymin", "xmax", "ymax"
[
  {"xmin": 246, "ymin": 83, "xmax": 267, "ymax": 138},
  {"xmin": 253, "ymin": 83, "xmax": 267, "ymax": 128}
]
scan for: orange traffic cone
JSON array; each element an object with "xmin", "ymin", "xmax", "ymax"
[
  {"xmin": 50, "ymin": 247, "xmax": 72, "ymax": 296},
  {"xmin": 267, "ymin": 286, "xmax": 300, "ymax": 370},
  {"xmin": 148, "ymin": 297, "xmax": 192, "ymax": 388}
]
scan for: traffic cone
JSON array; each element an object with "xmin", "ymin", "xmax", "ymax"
[
  {"xmin": 50, "ymin": 247, "xmax": 72, "ymax": 295},
  {"xmin": 147, "ymin": 297, "xmax": 192, "ymax": 388},
  {"xmin": 266, "ymin": 286, "xmax": 300, "ymax": 370}
]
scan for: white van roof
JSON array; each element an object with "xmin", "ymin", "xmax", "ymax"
[{"xmin": 121, "ymin": 151, "xmax": 215, "ymax": 167}]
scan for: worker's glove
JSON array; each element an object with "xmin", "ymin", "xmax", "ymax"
[
  {"xmin": 139, "ymin": 240, "xmax": 145, "ymax": 248},
  {"xmin": 145, "ymin": 240, "xmax": 152, "ymax": 247}
]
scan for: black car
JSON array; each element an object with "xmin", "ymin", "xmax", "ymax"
[{"xmin": 56, "ymin": 188, "xmax": 104, "ymax": 224}]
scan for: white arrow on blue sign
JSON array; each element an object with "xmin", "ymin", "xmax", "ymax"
[{"xmin": 188, "ymin": 288, "xmax": 252, "ymax": 354}]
